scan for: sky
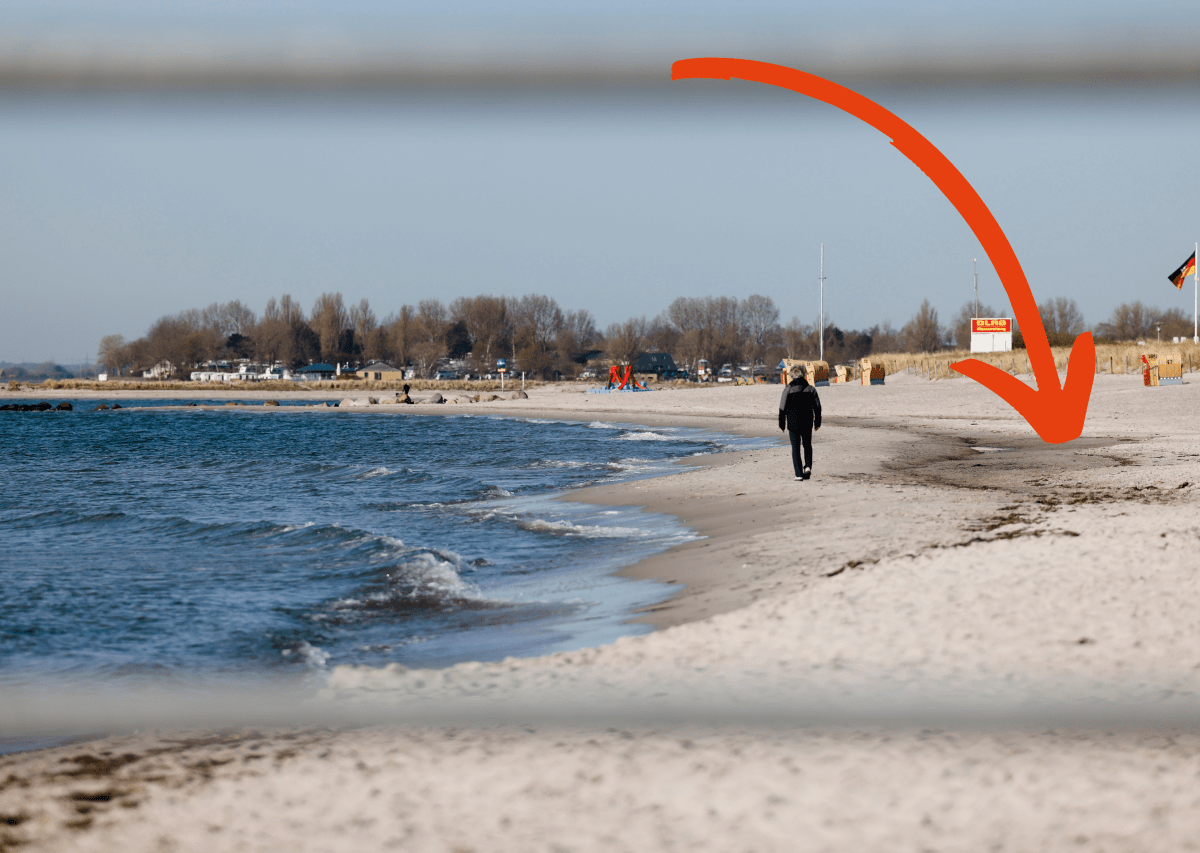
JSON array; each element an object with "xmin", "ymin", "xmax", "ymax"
[{"xmin": 3, "ymin": 1, "xmax": 1200, "ymax": 364}]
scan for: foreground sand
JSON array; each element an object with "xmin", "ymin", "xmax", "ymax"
[{"xmin": 3, "ymin": 372, "xmax": 1200, "ymax": 851}]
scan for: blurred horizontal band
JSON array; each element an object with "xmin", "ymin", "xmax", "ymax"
[
  {"xmin": 3, "ymin": 33, "xmax": 1200, "ymax": 90},
  {"xmin": 4, "ymin": 683, "xmax": 1200, "ymax": 738}
]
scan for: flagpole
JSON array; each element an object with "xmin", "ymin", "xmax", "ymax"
[
  {"xmin": 819, "ymin": 243, "xmax": 825, "ymax": 363},
  {"xmin": 1194, "ymin": 241, "xmax": 1198, "ymax": 344}
]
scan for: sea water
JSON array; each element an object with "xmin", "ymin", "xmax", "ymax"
[{"xmin": 0, "ymin": 404, "xmax": 769, "ymax": 689}]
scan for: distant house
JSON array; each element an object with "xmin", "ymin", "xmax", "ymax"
[
  {"xmin": 633, "ymin": 352, "xmax": 678, "ymax": 375},
  {"xmin": 143, "ymin": 360, "xmax": 175, "ymax": 379},
  {"xmin": 295, "ymin": 363, "xmax": 337, "ymax": 381},
  {"xmin": 357, "ymin": 362, "xmax": 406, "ymax": 382}
]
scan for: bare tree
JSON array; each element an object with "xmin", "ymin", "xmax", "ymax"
[
  {"xmin": 256, "ymin": 294, "xmax": 315, "ymax": 367},
  {"xmin": 1094, "ymin": 301, "xmax": 1154, "ymax": 341},
  {"xmin": 605, "ymin": 316, "xmax": 647, "ymax": 365},
  {"xmin": 902, "ymin": 300, "xmax": 943, "ymax": 353},
  {"xmin": 868, "ymin": 321, "xmax": 903, "ymax": 354},
  {"xmin": 509, "ymin": 294, "xmax": 564, "ymax": 356},
  {"xmin": 1157, "ymin": 307, "xmax": 1193, "ymax": 339},
  {"xmin": 222, "ymin": 300, "xmax": 258, "ymax": 336},
  {"xmin": 782, "ymin": 317, "xmax": 813, "ymax": 359},
  {"xmin": 310, "ymin": 293, "xmax": 349, "ymax": 364},
  {"xmin": 662, "ymin": 295, "xmax": 743, "ymax": 368},
  {"xmin": 555, "ymin": 308, "xmax": 600, "ymax": 368},
  {"xmin": 740, "ymin": 294, "xmax": 781, "ymax": 365},
  {"xmin": 125, "ymin": 337, "xmax": 152, "ymax": 373},
  {"xmin": 665, "ymin": 297, "xmax": 707, "ymax": 369},
  {"xmin": 349, "ymin": 299, "xmax": 377, "ymax": 345},
  {"xmin": 1094, "ymin": 301, "xmax": 1191, "ymax": 341},
  {"xmin": 377, "ymin": 306, "xmax": 415, "ymax": 370},
  {"xmin": 97, "ymin": 334, "xmax": 127, "ymax": 375},
  {"xmin": 197, "ymin": 301, "xmax": 257, "ymax": 339},
  {"xmin": 264, "ymin": 294, "xmax": 306, "ymax": 326},
  {"xmin": 665, "ymin": 297, "xmax": 705, "ymax": 338},
  {"xmin": 642, "ymin": 313, "xmax": 680, "ymax": 357},
  {"xmin": 1038, "ymin": 297, "xmax": 1086, "ymax": 337},
  {"xmin": 704, "ymin": 296, "xmax": 743, "ymax": 367},
  {"xmin": 450, "ymin": 295, "xmax": 511, "ymax": 366},
  {"xmin": 410, "ymin": 300, "xmax": 449, "ymax": 377}
]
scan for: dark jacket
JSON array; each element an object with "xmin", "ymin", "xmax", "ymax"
[{"xmin": 778, "ymin": 377, "xmax": 822, "ymax": 432}]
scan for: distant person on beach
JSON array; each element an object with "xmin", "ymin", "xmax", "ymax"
[{"xmin": 778, "ymin": 366, "xmax": 822, "ymax": 481}]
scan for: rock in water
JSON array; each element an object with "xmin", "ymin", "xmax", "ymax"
[
  {"xmin": 54, "ymin": 402, "xmax": 72, "ymax": 411},
  {"xmin": 264, "ymin": 399, "xmax": 280, "ymax": 406},
  {"xmin": 94, "ymin": 403, "xmax": 109, "ymax": 411}
]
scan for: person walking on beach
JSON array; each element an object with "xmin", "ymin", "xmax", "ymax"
[{"xmin": 778, "ymin": 365, "xmax": 822, "ymax": 480}]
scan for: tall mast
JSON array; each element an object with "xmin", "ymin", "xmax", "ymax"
[
  {"xmin": 973, "ymin": 258, "xmax": 979, "ymax": 319},
  {"xmin": 1194, "ymin": 241, "xmax": 1198, "ymax": 344},
  {"xmin": 819, "ymin": 243, "xmax": 825, "ymax": 362}
]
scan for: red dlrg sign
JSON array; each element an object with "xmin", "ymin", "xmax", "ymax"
[{"xmin": 972, "ymin": 318, "xmax": 1012, "ymax": 333}]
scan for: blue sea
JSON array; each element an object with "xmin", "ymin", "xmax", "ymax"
[{"xmin": 0, "ymin": 403, "xmax": 768, "ymax": 691}]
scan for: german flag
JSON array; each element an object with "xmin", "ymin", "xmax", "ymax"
[{"xmin": 1168, "ymin": 251, "xmax": 1196, "ymax": 290}]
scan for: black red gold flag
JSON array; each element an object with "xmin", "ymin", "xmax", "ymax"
[{"xmin": 1168, "ymin": 251, "xmax": 1196, "ymax": 290}]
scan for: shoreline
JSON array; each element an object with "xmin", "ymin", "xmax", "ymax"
[{"xmin": 0, "ymin": 379, "xmax": 1149, "ymax": 635}]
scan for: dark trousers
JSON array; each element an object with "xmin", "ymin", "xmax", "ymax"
[{"xmin": 788, "ymin": 427, "xmax": 813, "ymax": 476}]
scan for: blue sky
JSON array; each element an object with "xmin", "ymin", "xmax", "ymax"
[{"xmin": 3, "ymin": 2, "xmax": 1200, "ymax": 362}]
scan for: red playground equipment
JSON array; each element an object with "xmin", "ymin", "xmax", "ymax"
[{"xmin": 606, "ymin": 364, "xmax": 648, "ymax": 391}]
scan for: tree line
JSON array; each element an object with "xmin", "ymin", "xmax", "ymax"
[{"xmin": 96, "ymin": 292, "xmax": 1192, "ymax": 380}]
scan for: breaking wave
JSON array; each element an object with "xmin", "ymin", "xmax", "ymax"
[
  {"xmin": 515, "ymin": 518, "xmax": 644, "ymax": 538},
  {"xmin": 617, "ymin": 430, "xmax": 676, "ymax": 441}
]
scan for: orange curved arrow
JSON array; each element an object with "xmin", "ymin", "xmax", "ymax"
[{"xmin": 671, "ymin": 57, "xmax": 1095, "ymax": 444}]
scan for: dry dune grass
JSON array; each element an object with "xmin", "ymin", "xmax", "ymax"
[{"xmin": 874, "ymin": 340, "xmax": 1200, "ymax": 381}]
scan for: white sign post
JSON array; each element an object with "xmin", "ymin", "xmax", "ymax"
[{"xmin": 970, "ymin": 318, "xmax": 1013, "ymax": 353}]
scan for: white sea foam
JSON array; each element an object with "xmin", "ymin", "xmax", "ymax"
[
  {"xmin": 281, "ymin": 640, "xmax": 329, "ymax": 670},
  {"xmin": 517, "ymin": 518, "xmax": 644, "ymax": 538},
  {"xmin": 481, "ymin": 485, "xmax": 515, "ymax": 498},
  {"xmin": 361, "ymin": 467, "xmax": 397, "ymax": 479},
  {"xmin": 399, "ymin": 550, "xmax": 483, "ymax": 599},
  {"xmin": 618, "ymin": 430, "xmax": 674, "ymax": 441},
  {"xmin": 329, "ymin": 547, "xmax": 483, "ymax": 611},
  {"xmin": 607, "ymin": 457, "xmax": 662, "ymax": 475}
]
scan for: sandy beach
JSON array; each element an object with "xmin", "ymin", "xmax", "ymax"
[{"xmin": 3, "ymin": 371, "xmax": 1200, "ymax": 851}]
